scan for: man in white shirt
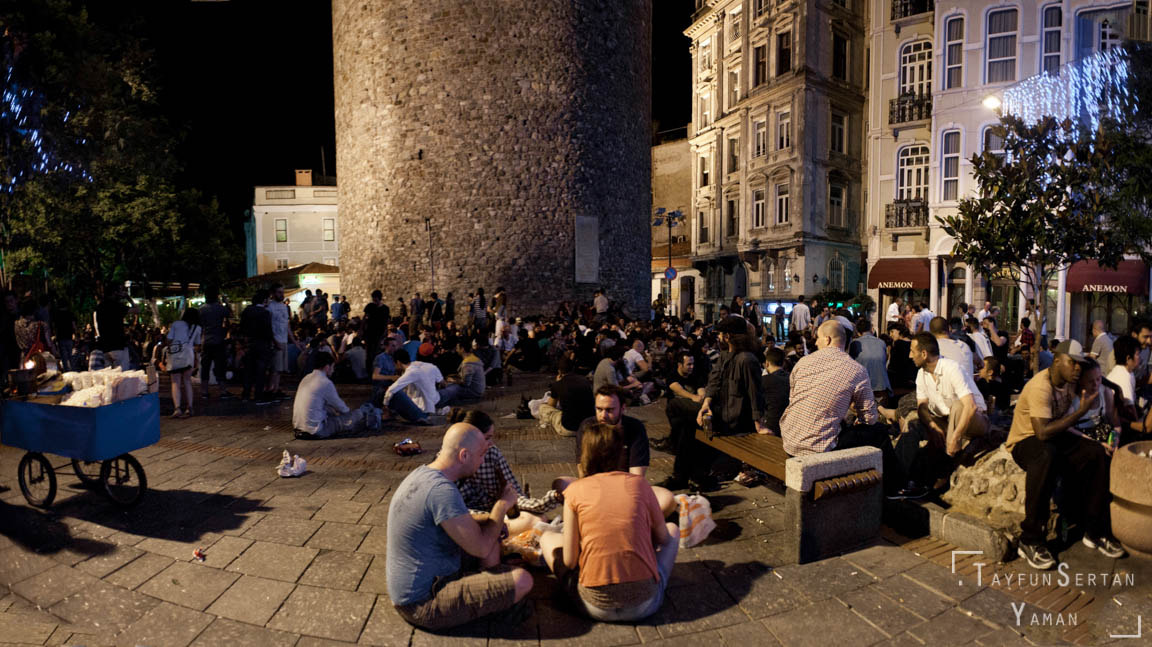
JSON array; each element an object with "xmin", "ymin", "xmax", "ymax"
[
  {"xmin": 976, "ymin": 301, "xmax": 992, "ymax": 322},
  {"xmin": 623, "ymin": 339, "xmax": 651, "ymax": 381},
  {"xmin": 1088, "ymin": 320, "xmax": 1116, "ymax": 377},
  {"xmin": 1107, "ymin": 335, "xmax": 1140, "ymax": 406},
  {"xmin": 292, "ymin": 353, "xmax": 367, "ymax": 439},
  {"xmin": 267, "ymin": 283, "xmax": 303, "ymax": 399},
  {"xmin": 886, "ymin": 297, "xmax": 903, "ymax": 324},
  {"xmin": 384, "ymin": 348, "xmax": 445, "ymax": 425},
  {"xmin": 966, "ymin": 318, "xmax": 994, "ymax": 362},
  {"xmin": 912, "ymin": 332, "xmax": 988, "ymax": 454},
  {"xmin": 914, "ymin": 303, "xmax": 935, "ymax": 335},
  {"xmin": 790, "ymin": 296, "xmax": 811, "ymax": 333}
]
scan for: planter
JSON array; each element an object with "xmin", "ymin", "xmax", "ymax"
[{"xmin": 1110, "ymin": 441, "xmax": 1152, "ymax": 554}]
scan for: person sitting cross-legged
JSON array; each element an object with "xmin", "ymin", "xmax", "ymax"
[
  {"xmin": 291, "ymin": 352, "xmax": 369, "ymax": 439},
  {"xmin": 387, "ymin": 422, "xmax": 534, "ymax": 631},
  {"xmin": 382, "ymin": 348, "xmax": 443, "ymax": 425},
  {"xmin": 539, "ymin": 422, "xmax": 679, "ymax": 622}
]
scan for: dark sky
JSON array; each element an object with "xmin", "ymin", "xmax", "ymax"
[{"xmin": 142, "ymin": 0, "xmax": 693, "ymax": 224}]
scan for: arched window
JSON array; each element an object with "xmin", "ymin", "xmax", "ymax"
[
  {"xmin": 784, "ymin": 260, "xmax": 793, "ymax": 290},
  {"xmin": 765, "ymin": 259, "xmax": 777, "ymax": 293},
  {"xmin": 897, "ymin": 145, "xmax": 930, "ymax": 200},
  {"xmin": 828, "ymin": 254, "xmax": 845, "ymax": 292},
  {"xmin": 899, "ymin": 40, "xmax": 933, "ymax": 96}
]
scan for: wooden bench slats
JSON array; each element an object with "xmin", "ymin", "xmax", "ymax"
[{"xmin": 694, "ymin": 429, "xmax": 787, "ymax": 481}]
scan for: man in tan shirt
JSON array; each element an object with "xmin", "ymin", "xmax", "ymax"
[{"xmin": 1007, "ymin": 347, "xmax": 1125, "ymax": 571}]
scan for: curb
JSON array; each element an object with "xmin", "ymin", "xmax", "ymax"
[{"xmin": 884, "ymin": 498, "xmax": 1012, "ymax": 562}]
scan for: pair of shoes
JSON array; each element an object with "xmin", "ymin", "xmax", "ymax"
[
  {"xmin": 170, "ymin": 410, "xmax": 184, "ymax": 419},
  {"xmin": 293, "ymin": 430, "xmax": 316, "ymax": 440},
  {"xmin": 1082, "ymin": 534, "xmax": 1127, "ymax": 559},
  {"xmin": 181, "ymin": 410, "xmax": 193, "ymax": 419},
  {"xmin": 734, "ymin": 469, "xmax": 766, "ymax": 487},
  {"xmin": 656, "ymin": 475, "xmax": 690, "ymax": 490},
  {"xmin": 886, "ymin": 483, "xmax": 930, "ymax": 500},
  {"xmin": 1018, "ymin": 542, "xmax": 1058, "ymax": 570}
]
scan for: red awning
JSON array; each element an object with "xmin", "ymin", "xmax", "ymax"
[
  {"xmin": 867, "ymin": 258, "xmax": 931, "ymax": 290},
  {"xmin": 1067, "ymin": 260, "xmax": 1149, "ymax": 294}
]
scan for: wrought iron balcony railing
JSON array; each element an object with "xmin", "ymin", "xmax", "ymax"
[
  {"xmin": 885, "ymin": 198, "xmax": 929, "ymax": 228},
  {"xmin": 891, "ymin": 0, "xmax": 934, "ymax": 21},
  {"xmin": 889, "ymin": 93, "xmax": 932, "ymax": 125}
]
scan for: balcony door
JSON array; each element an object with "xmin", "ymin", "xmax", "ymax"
[
  {"xmin": 899, "ymin": 41, "xmax": 933, "ymax": 97},
  {"xmin": 897, "ymin": 145, "xmax": 930, "ymax": 200}
]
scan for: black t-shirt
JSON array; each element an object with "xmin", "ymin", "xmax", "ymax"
[
  {"xmin": 95, "ymin": 301, "xmax": 128, "ymax": 351},
  {"xmin": 761, "ymin": 369, "xmax": 791, "ymax": 433},
  {"xmin": 552, "ymin": 374, "xmax": 593, "ymax": 432},
  {"xmin": 889, "ymin": 338, "xmax": 915, "ymax": 387},
  {"xmin": 665, "ymin": 365, "xmax": 706, "ymax": 399},
  {"xmin": 364, "ymin": 302, "xmax": 389, "ymax": 336},
  {"xmin": 575, "ymin": 415, "xmax": 650, "ymax": 468},
  {"xmin": 53, "ymin": 308, "xmax": 75, "ymax": 339}
]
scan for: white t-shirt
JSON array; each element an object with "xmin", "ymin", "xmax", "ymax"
[
  {"xmin": 384, "ymin": 361, "xmax": 445, "ymax": 414},
  {"xmin": 968, "ymin": 331, "xmax": 994, "ymax": 361},
  {"xmin": 167, "ymin": 320, "xmax": 202, "ymax": 347},
  {"xmin": 915, "ymin": 309, "xmax": 935, "ymax": 333},
  {"xmin": 1106, "ymin": 365, "xmax": 1136, "ymax": 405},
  {"xmin": 916, "ymin": 356, "xmax": 986, "ymax": 416},
  {"xmin": 938, "ymin": 337, "xmax": 976, "ymax": 375},
  {"xmin": 886, "ymin": 302, "xmax": 901, "ymax": 322},
  {"xmin": 623, "ymin": 348, "xmax": 646, "ymax": 373},
  {"xmin": 268, "ymin": 301, "xmax": 291, "ymax": 343}
]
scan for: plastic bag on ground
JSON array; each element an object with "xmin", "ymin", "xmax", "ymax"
[{"xmin": 675, "ymin": 493, "xmax": 717, "ymax": 548}]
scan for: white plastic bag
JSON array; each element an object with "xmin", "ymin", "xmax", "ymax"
[{"xmin": 674, "ymin": 493, "xmax": 717, "ymax": 548}]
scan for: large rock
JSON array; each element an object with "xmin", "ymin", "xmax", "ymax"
[{"xmin": 941, "ymin": 445, "xmax": 1026, "ymax": 531}]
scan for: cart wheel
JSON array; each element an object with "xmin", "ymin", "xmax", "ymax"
[
  {"xmin": 71, "ymin": 459, "xmax": 103, "ymax": 487},
  {"xmin": 18, "ymin": 452, "xmax": 57, "ymax": 507},
  {"xmin": 100, "ymin": 454, "xmax": 147, "ymax": 508}
]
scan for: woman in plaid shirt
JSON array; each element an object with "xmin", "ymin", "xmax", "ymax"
[{"xmin": 449, "ymin": 408, "xmax": 563, "ymax": 535}]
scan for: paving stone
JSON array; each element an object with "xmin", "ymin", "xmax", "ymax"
[
  {"xmin": 359, "ymin": 598, "xmax": 416, "ymax": 647},
  {"xmin": 136, "ymin": 533, "xmax": 222, "ymax": 563},
  {"xmin": 312, "ymin": 500, "xmax": 370, "ymax": 524},
  {"xmin": 49, "ymin": 582, "xmax": 160, "ymax": 633},
  {"xmin": 906, "ymin": 609, "xmax": 996, "ymax": 646},
  {"xmin": 773, "ymin": 558, "xmax": 879, "ymax": 602},
  {"xmin": 358, "ymin": 503, "xmax": 390, "ymax": 526},
  {"xmin": 974, "ymin": 628, "xmax": 1034, "ymax": 646},
  {"xmin": 11, "ymin": 564, "xmax": 102, "ymax": 608},
  {"xmin": 205, "ymin": 574, "xmax": 295, "ymax": 626},
  {"xmin": 267, "ymin": 584, "xmax": 374, "ymax": 642},
  {"xmin": 958, "ymin": 587, "xmax": 1025, "ymax": 628},
  {"xmin": 658, "ymin": 578, "xmax": 752, "ymax": 637},
  {"xmin": 842, "ymin": 543, "xmax": 929, "ymax": 580},
  {"xmin": 356, "ymin": 526, "xmax": 388, "ymax": 555},
  {"xmin": 190, "ymin": 617, "xmax": 298, "ymax": 647},
  {"xmin": 306, "ymin": 522, "xmax": 370, "ymax": 552},
  {"xmin": 138, "ymin": 561, "xmax": 241, "ymax": 610},
  {"xmin": 76, "ymin": 545, "xmax": 146, "ymax": 578},
  {"xmin": 299, "ymin": 550, "xmax": 372, "ymax": 591},
  {"xmin": 713, "ymin": 562, "xmax": 809, "ymax": 619},
  {"xmin": 356, "ymin": 556, "xmax": 388, "ymax": 595},
  {"xmin": 243, "ymin": 516, "xmax": 324, "ymax": 546},
  {"xmin": 762, "ymin": 599, "xmax": 887, "ymax": 647},
  {"xmin": 0, "ymin": 547, "xmax": 59, "ymax": 586},
  {"xmin": 0, "ymin": 611, "xmax": 57, "ymax": 645},
  {"xmin": 261, "ymin": 494, "xmax": 328, "ymax": 518},
  {"xmin": 902, "ymin": 562, "xmax": 985, "ymax": 603},
  {"xmin": 104, "ymin": 552, "xmax": 175, "ymax": 590},
  {"xmin": 873, "ymin": 633, "xmax": 927, "ymax": 647},
  {"xmin": 196, "ymin": 535, "xmax": 252, "ymax": 569},
  {"xmin": 838, "ymin": 585, "xmax": 924, "ymax": 637},
  {"xmin": 198, "ymin": 511, "xmax": 267, "ymax": 537},
  {"xmin": 296, "ymin": 637, "xmax": 359, "ymax": 647},
  {"xmin": 717, "ymin": 620, "xmax": 783, "ymax": 645},
  {"xmin": 226, "ymin": 541, "xmax": 318, "ymax": 582},
  {"xmin": 114, "ymin": 601, "xmax": 214, "ymax": 647},
  {"xmin": 351, "ymin": 485, "xmax": 391, "ymax": 505},
  {"xmin": 869, "ymin": 577, "xmax": 955, "ymax": 621}
]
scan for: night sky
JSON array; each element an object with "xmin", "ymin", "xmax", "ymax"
[{"xmin": 138, "ymin": 0, "xmax": 694, "ymax": 230}]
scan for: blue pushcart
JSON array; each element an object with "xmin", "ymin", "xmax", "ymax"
[{"xmin": 1, "ymin": 392, "xmax": 159, "ymax": 507}]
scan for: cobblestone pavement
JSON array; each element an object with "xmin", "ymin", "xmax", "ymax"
[{"xmin": 0, "ymin": 374, "xmax": 1148, "ymax": 646}]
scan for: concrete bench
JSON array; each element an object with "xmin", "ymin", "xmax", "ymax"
[{"xmin": 695, "ymin": 430, "xmax": 883, "ymax": 564}]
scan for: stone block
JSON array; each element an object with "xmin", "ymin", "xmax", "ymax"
[
  {"xmin": 206, "ymin": 575, "xmax": 295, "ymax": 626},
  {"xmin": 115, "ymin": 601, "xmax": 214, "ymax": 647},
  {"xmin": 939, "ymin": 511, "xmax": 1011, "ymax": 563},
  {"xmin": 784, "ymin": 446, "xmax": 882, "ymax": 492},
  {"xmin": 941, "ymin": 445, "xmax": 1026, "ymax": 530},
  {"xmin": 785, "ymin": 485, "xmax": 883, "ymax": 564},
  {"xmin": 267, "ymin": 584, "xmax": 374, "ymax": 642}
]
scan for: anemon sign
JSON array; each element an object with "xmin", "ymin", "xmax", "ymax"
[
  {"xmin": 877, "ymin": 281, "xmax": 915, "ymax": 289},
  {"xmin": 1082, "ymin": 284, "xmax": 1128, "ymax": 293}
]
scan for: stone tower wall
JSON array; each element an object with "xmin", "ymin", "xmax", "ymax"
[{"xmin": 332, "ymin": 0, "xmax": 653, "ymax": 319}]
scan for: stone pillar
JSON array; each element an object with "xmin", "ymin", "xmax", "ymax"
[
  {"xmin": 1056, "ymin": 267, "xmax": 1068, "ymax": 341},
  {"xmin": 332, "ymin": 0, "xmax": 653, "ymax": 316},
  {"xmin": 930, "ymin": 257, "xmax": 939, "ymax": 315},
  {"xmin": 964, "ymin": 264, "xmax": 974, "ymax": 311}
]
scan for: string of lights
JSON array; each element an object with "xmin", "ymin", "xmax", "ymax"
[{"xmin": 1001, "ymin": 48, "xmax": 1136, "ymax": 133}]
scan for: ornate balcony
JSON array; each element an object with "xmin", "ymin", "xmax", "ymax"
[
  {"xmin": 885, "ymin": 198, "xmax": 929, "ymax": 229},
  {"xmin": 891, "ymin": 0, "xmax": 934, "ymax": 21},
  {"xmin": 889, "ymin": 93, "xmax": 932, "ymax": 125}
]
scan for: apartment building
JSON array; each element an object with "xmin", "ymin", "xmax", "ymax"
[
  {"xmin": 687, "ymin": 0, "xmax": 868, "ymax": 323},
  {"xmin": 250, "ymin": 170, "xmax": 340, "ymax": 276}
]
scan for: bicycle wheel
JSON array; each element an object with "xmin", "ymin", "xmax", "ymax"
[
  {"xmin": 71, "ymin": 459, "xmax": 103, "ymax": 487},
  {"xmin": 99, "ymin": 454, "xmax": 147, "ymax": 508},
  {"xmin": 18, "ymin": 452, "xmax": 57, "ymax": 507}
]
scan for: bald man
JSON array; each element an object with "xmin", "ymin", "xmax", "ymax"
[
  {"xmin": 1088, "ymin": 320, "xmax": 1115, "ymax": 376},
  {"xmin": 387, "ymin": 423, "xmax": 533, "ymax": 630}
]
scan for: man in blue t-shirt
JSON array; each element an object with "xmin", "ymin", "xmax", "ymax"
[
  {"xmin": 370, "ymin": 335, "xmax": 402, "ymax": 405},
  {"xmin": 387, "ymin": 423, "xmax": 533, "ymax": 630}
]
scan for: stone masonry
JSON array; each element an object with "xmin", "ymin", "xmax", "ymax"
[{"xmin": 332, "ymin": 0, "xmax": 654, "ymax": 318}]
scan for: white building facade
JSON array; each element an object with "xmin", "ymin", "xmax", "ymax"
[
  {"xmin": 866, "ymin": 0, "xmax": 1149, "ymax": 342},
  {"xmin": 250, "ymin": 173, "xmax": 340, "ymax": 276}
]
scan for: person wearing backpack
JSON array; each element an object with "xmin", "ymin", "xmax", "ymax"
[{"xmin": 165, "ymin": 308, "xmax": 202, "ymax": 418}]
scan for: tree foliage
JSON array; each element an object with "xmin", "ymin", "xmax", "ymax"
[{"xmin": 0, "ymin": 0, "xmax": 237, "ymax": 306}]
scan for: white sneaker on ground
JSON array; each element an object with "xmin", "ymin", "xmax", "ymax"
[{"xmin": 437, "ymin": 406, "xmax": 452, "ymax": 416}]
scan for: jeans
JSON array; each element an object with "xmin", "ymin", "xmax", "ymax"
[
  {"xmin": 575, "ymin": 528, "xmax": 678, "ymax": 622},
  {"xmin": 388, "ymin": 390, "xmax": 429, "ymax": 422},
  {"xmin": 1011, "ymin": 433, "xmax": 1111, "ymax": 545},
  {"xmin": 309, "ymin": 407, "xmax": 368, "ymax": 438},
  {"xmin": 436, "ymin": 384, "xmax": 462, "ymax": 409},
  {"xmin": 243, "ymin": 341, "xmax": 272, "ymax": 398},
  {"xmin": 667, "ymin": 399, "xmax": 713, "ymax": 481},
  {"xmin": 57, "ymin": 339, "xmax": 73, "ymax": 371},
  {"xmin": 107, "ymin": 347, "xmax": 131, "ymax": 370}
]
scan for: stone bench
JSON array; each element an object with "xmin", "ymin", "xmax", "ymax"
[{"xmin": 695, "ymin": 430, "xmax": 883, "ymax": 564}]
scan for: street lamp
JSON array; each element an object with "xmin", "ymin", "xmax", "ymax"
[
  {"xmin": 651, "ymin": 207, "xmax": 685, "ymax": 276},
  {"xmin": 982, "ymin": 95, "xmax": 1002, "ymax": 111}
]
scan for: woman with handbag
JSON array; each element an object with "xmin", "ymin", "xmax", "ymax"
[{"xmin": 165, "ymin": 309, "xmax": 202, "ymax": 418}]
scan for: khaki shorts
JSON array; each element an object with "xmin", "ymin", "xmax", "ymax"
[
  {"xmin": 394, "ymin": 564, "xmax": 518, "ymax": 631},
  {"xmin": 272, "ymin": 347, "xmax": 288, "ymax": 372}
]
